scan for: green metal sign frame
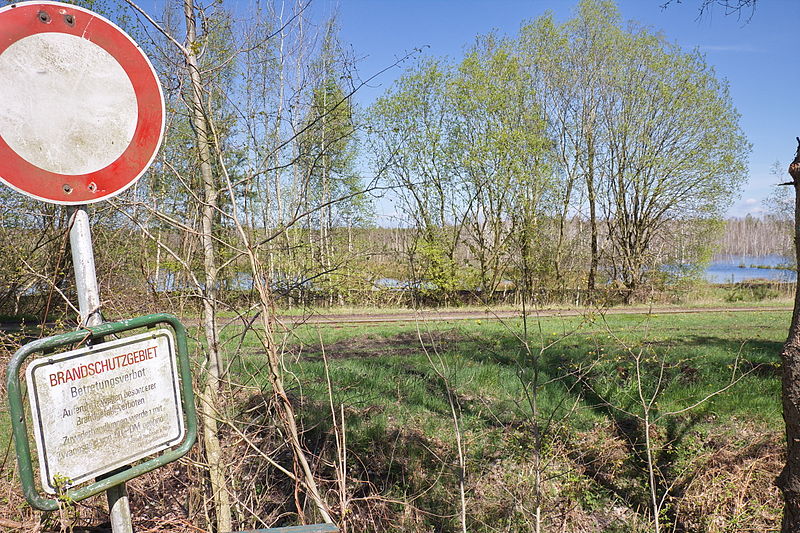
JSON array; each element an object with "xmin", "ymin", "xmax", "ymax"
[{"xmin": 7, "ymin": 313, "xmax": 197, "ymax": 511}]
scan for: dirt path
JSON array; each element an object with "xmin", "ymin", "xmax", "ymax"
[
  {"xmin": 3, "ymin": 305, "xmax": 791, "ymax": 333},
  {"xmin": 273, "ymin": 305, "xmax": 793, "ymax": 327}
]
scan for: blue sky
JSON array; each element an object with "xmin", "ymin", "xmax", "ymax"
[{"xmin": 325, "ymin": 0, "xmax": 800, "ymax": 219}]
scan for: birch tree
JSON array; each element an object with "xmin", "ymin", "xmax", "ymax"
[{"xmin": 117, "ymin": 0, "xmax": 354, "ymax": 527}]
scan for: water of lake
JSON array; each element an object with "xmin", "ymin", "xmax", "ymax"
[
  {"xmin": 147, "ymin": 255, "xmax": 795, "ymax": 290},
  {"xmin": 705, "ymin": 254, "xmax": 796, "ymax": 283}
]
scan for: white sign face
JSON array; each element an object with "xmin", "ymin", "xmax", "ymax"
[
  {"xmin": 0, "ymin": 1, "xmax": 165, "ymax": 205},
  {"xmin": 0, "ymin": 32, "xmax": 138, "ymax": 176},
  {"xmin": 26, "ymin": 329, "xmax": 185, "ymax": 493}
]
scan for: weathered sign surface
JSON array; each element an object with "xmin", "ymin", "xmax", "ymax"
[
  {"xmin": 0, "ymin": 1, "xmax": 165, "ymax": 204},
  {"xmin": 26, "ymin": 329, "xmax": 184, "ymax": 493}
]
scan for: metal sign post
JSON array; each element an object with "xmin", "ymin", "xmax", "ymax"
[
  {"xmin": 70, "ymin": 208, "xmax": 103, "ymax": 330},
  {"xmin": 69, "ymin": 206, "xmax": 132, "ymax": 533}
]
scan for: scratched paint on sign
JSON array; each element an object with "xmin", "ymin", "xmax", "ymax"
[{"xmin": 26, "ymin": 329, "xmax": 184, "ymax": 493}]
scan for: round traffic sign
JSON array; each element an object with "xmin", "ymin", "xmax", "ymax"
[{"xmin": 0, "ymin": 1, "xmax": 165, "ymax": 204}]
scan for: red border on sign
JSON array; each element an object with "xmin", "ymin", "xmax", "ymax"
[{"xmin": 0, "ymin": 1, "xmax": 165, "ymax": 204}]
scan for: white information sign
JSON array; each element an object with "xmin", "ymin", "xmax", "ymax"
[{"xmin": 26, "ymin": 329, "xmax": 185, "ymax": 493}]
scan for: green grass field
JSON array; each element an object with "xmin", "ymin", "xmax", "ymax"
[
  {"xmin": 0, "ymin": 308, "xmax": 789, "ymax": 531},
  {"xmin": 218, "ymin": 308, "xmax": 788, "ymax": 531},
  {"xmin": 230, "ymin": 309, "xmax": 786, "ymax": 429}
]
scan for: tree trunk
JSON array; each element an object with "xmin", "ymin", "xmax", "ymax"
[
  {"xmin": 779, "ymin": 144, "xmax": 800, "ymax": 532},
  {"xmin": 586, "ymin": 123, "xmax": 598, "ymax": 301},
  {"xmin": 216, "ymin": 166, "xmax": 336, "ymax": 524},
  {"xmin": 183, "ymin": 2, "xmax": 233, "ymax": 530}
]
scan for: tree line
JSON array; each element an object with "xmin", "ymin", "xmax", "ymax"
[
  {"xmin": 369, "ymin": 0, "xmax": 748, "ymax": 303},
  {"xmin": 0, "ymin": 0, "xmax": 753, "ymax": 313}
]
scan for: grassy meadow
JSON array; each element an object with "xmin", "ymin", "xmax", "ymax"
[
  {"xmin": 0, "ymin": 305, "xmax": 789, "ymax": 531},
  {"xmin": 217, "ymin": 308, "xmax": 787, "ymax": 531}
]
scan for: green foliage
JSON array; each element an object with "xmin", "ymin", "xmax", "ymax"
[
  {"xmin": 724, "ymin": 282, "xmax": 780, "ymax": 302},
  {"xmin": 299, "ymin": 71, "xmax": 364, "ymax": 229},
  {"xmin": 369, "ymin": 0, "xmax": 750, "ymax": 302},
  {"xmin": 370, "ymin": 35, "xmax": 553, "ymax": 297}
]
